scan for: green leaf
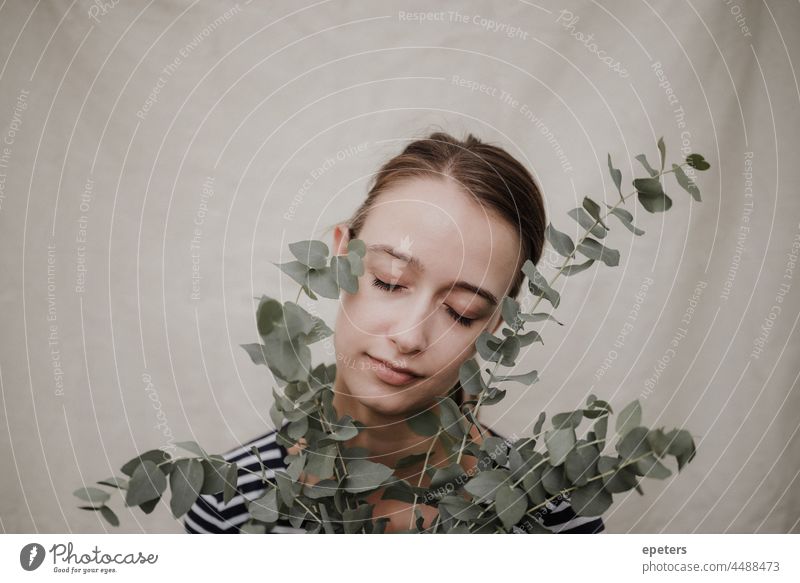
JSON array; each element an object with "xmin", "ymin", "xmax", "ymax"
[
  {"xmin": 522, "ymin": 466, "xmax": 547, "ymax": 505},
  {"xmin": 594, "ymin": 415, "xmax": 608, "ymax": 450},
  {"xmin": 672, "ymin": 164, "xmax": 702, "ymax": 202},
  {"xmin": 343, "ymin": 459, "xmax": 394, "ymax": 494},
  {"xmin": 634, "ymin": 178, "xmax": 673, "ymax": 213},
  {"xmin": 223, "ymin": 462, "xmax": 239, "ymax": 505},
  {"xmin": 565, "ymin": 443, "xmax": 599, "ymax": 487},
  {"xmin": 307, "ymin": 267, "xmax": 340, "ymax": 299},
  {"xmin": 665, "ymin": 429, "xmax": 696, "ymax": 471},
  {"xmin": 463, "ymin": 469, "xmax": 509, "ymax": 502},
  {"xmin": 97, "ymin": 477, "xmax": 128, "ymax": 490},
  {"xmin": 126, "ymin": 460, "xmax": 167, "ymax": 507},
  {"xmin": 635, "ymin": 454, "xmax": 672, "ymax": 479},
  {"xmin": 616, "ymin": 400, "xmax": 642, "ymax": 437},
  {"xmin": 545, "ymin": 427, "xmax": 576, "ymax": 466},
  {"xmin": 303, "ymin": 479, "xmax": 338, "ymax": 499},
  {"xmin": 533, "ymin": 412, "xmax": 546, "ymax": 435},
  {"xmin": 328, "ymin": 415, "xmax": 359, "ymax": 441},
  {"xmin": 519, "ymin": 312, "xmax": 563, "ymax": 326},
  {"xmin": 562, "ymin": 259, "xmax": 595, "ymax": 276},
  {"xmin": 249, "ymin": 487, "xmax": 280, "ymax": 523},
  {"xmin": 493, "ymin": 369, "xmax": 539, "ymax": 385},
  {"xmin": 200, "ymin": 456, "xmax": 228, "ymax": 495},
  {"xmin": 658, "ymin": 137, "xmax": 666, "ymax": 172},
  {"xmin": 568, "ymin": 207, "xmax": 608, "ymax": 239},
  {"xmin": 331, "ymin": 255, "xmax": 359, "ymax": 294},
  {"xmin": 175, "ymin": 441, "xmax": 209, "ymax": 459},
  {"xmin": 570, "ymin": 480, "xmax": 613, "ymax": 516},
  {"xmin": 275, "ymin": 470, "xmax": 296, "ymax": 506},
  {"xmin": 407, "ymin": 409, "xmax": 440, "ymax": 437},
  {"xmin": 120, "ymin": 449, "xmax": 172, "ymax": 477},
  {"xmin": 495, "ymin": 484, "xmax": 528, "ymax": 530},
  {"xmin": 169, "ymin": 458, "xmax": 204, "ymax": 518},
  {"xmin": 606, "ymin": 205, "xmax": 645, "ymax": 236},
  {"xmin": 430, "ymin": 463, "xmax": 466, "ymax": 490},
  {"xmin": 73, "ymin": 487, "xmax": 110, "ymax": 505},
  {"xmin": 260, "ymin": 334, "xmax": 312, "ymax": 382},
  {"xmin": 282, "ymin": 302, "xmax": 317, "ymax": 340},
  {"xmin": 617, "ymin": 427, "xmax": 650, "ymax": 460},
  {"xmin": 275, "ymin": 260, "xmax": 310, "ymax": 287},
  {"xmin": 289, "ymin": 240, "xmax": 329, "ymax": 269},
  {"xmin": 437, "ymin": 397, "xmax": 466, "ymax": 439},
  {"xmin": 459, "ymin": 359, "xmax": 488, "ymax": 395},
  {"xmin": 255, "ymin": 297, "xmax": 283, "ymax": 337},
  {"xmin": 541, "ymin": 464, "xmax": 567, "ymax": 495},
  {"xmin": 598, "ymin": 456, "xmax": 639, "ymax": 493},
  {"xmin": 99, "ymin": 506, "xmax": 119, "ymax": 527},
  {"xmin": 685, "ymin": 154, "xmax": 710, "ymax": 171},
  {"xmin": 347, "ymin": 238, "xmax": 367, "ymax": 257},
  {"xmin": 438, "ymin": 496, "xmax": 482, "ymax": 521},
  {"xmin": 582, "ymin": 196, "xmax": 608, "ymax": 229},
  {"xmin": 522, "ymin": 260, "xmax": 560, "ymax": 309},
  {"xmin": 646, "ymin": 429, "xmax": 670, "ymax": 457},
  {"xmin": 577, "ymin": 238, "xmax": 620, "ymax": 267},
  {"xmin": 635, "ymin": 154, "xmax": 659, "ymax": 178},
  {"xmin": 608, "ymin": 154, "xmax": 623, "ymax": 199},
  {"xmin": 552, "ymin": 410, "xmax": 583, "ymax": 430},
  {"xmin": 516, "ymin": 330, "xmax": 543, "ymax": 347},
  {"xmin": 501, "ymin": 296, "xmax": 522, "ymax": 329},
  {"xmin": 545, "ymin": 223, "xmax": 575, "ymax": 257}
]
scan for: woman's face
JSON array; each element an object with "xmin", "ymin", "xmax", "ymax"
[{"xmin": 331, "ymin": 176, "xmax": 523, "ymax": 419}]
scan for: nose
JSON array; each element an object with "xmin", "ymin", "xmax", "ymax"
[{"xmin": 388, "ymin": 297, "xmax": 432, "ymax": 354}]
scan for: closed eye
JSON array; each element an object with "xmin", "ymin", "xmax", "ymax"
[{"xmin": 371, "ymin": 277, "xmax": 475, "ymax": 328}]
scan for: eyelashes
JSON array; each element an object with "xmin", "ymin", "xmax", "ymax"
[{"xmin": 371, "ymin": 277, "xmax": 475, "ymax": 328}]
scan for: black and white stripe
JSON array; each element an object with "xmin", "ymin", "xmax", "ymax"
[{"xmin": 184, "ymin": 428, "xmax": 605, "ymax": 534}]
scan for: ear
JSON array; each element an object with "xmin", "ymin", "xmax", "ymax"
[{"xmin": 332, "ymin": 223, "xmax": 350, "ymax": 256}]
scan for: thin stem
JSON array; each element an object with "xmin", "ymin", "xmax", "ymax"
[{"xmin": 408, "ymin": 429, "xmax": 442, "ymax": 530}]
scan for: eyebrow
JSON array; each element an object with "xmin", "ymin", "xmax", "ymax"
[{"xmin": 367, "ymin": 244, "xmax": 499, "ymax": 306}]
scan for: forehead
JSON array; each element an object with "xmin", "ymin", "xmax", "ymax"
[{"xmin": 358, "ymin": 177, "xmax": 522, "ymax": 292}]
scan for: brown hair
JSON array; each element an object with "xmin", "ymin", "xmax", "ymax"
[
  {"xmin": 343, "ymin": 130, "xmax": 547, "ymax": 408},
  {"xmin": 347, "ymin": 131, "xmax": 546, "ymax": 298}
]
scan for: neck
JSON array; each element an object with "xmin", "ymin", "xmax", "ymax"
[{"xmin": 331, "ymin": 389, "xmax": 438, "ymax": 469}]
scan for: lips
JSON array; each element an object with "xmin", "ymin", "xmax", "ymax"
[{"xmin": 366, "ymin": 354, "xmax": 424, "ymax": 386}]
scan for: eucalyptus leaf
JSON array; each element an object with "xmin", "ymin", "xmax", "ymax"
[
  {"xmin": 343, "ymin": 459, "xmax": 394, "ymax": 494},
  {"xmin": 616, "ymin": 400, "xmax": 642, "ymax": 437},
  {"xmin": 568, "ymin": 207, "xmax": 608, "ymax": 239},
  {"xmin": 545, "ymin": 427, "xmax": 576, "ymax": 466},
  {"xmin": 289, "ymin": 240, "xmax": 329, "ymax": 269},
  {"xmin": 407, "ymin": 409, "xmax": 441, "ymax": 437},
  {"xmin": 545, "ymin": 223, "xmax": 575, "ymax": 257},
  {"xmin": 672, "ymin": 163, "xmax": 701, "ymax": 201},
  {"xmin": 73, "ymin": 487, "xmax": 110, "ymax": 505},
  {"xmin": 169, "ymin": 458, "xmax": 204, "ymax": 518},
  {"xmin": 582, "ymin": 196, "xmax": 608, "ymax": 229},
  {"xmin": 635, "ymin": 153, "xmax": 659, "ymax": 178},
  {"xmin": 562, "ymin": 259, "xmax": 596, "ymax": 276},
  {"xmin": 522, "ymin": 260, "xmax": 560, "ymax": 309},
  {"xmin": 608, "ymin": 153, "xmax": 623, "ymax": 199},
  {"xmin": 126, "ymin": 461, "xmax": 167, "ymax": 507},
  {"xmin": 686, "ymin": 154, "xmax": 710, "ymax": 171},
  {"xmin": 606, "ymin": 205, "xmax": 645, "ymax": 236},
  {"xmin": 459, "ymin": 359, "xmax": 488, "ymax": 395},
  {"xmin": 495, "ymin": 484, "xmax": 528, "ymax": 530},
  {"xmin": 577, "ymin": 238, "xmax": 620, "ymax": 267},
  {"xmin": 569, "ymin": 480, "xmax": 613, "ymax": 516}
]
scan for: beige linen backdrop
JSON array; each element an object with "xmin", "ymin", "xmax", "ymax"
[{"xmin": 0, "ymin": 0, "xmax": 798, "ymax": 534}]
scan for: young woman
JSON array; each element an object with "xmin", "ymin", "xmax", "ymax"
[{"xmin": 185, "ymin": 131, "xmax": 605, "ymax": 534}]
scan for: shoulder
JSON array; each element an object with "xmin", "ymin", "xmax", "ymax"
[{"xmin": 183, "ymin": 427, "xmax": 302, "ymax": 534}]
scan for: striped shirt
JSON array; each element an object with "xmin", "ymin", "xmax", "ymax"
[{"xmin": 184, "ymin": 428, "xmax": 605, "ymax": 534}]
